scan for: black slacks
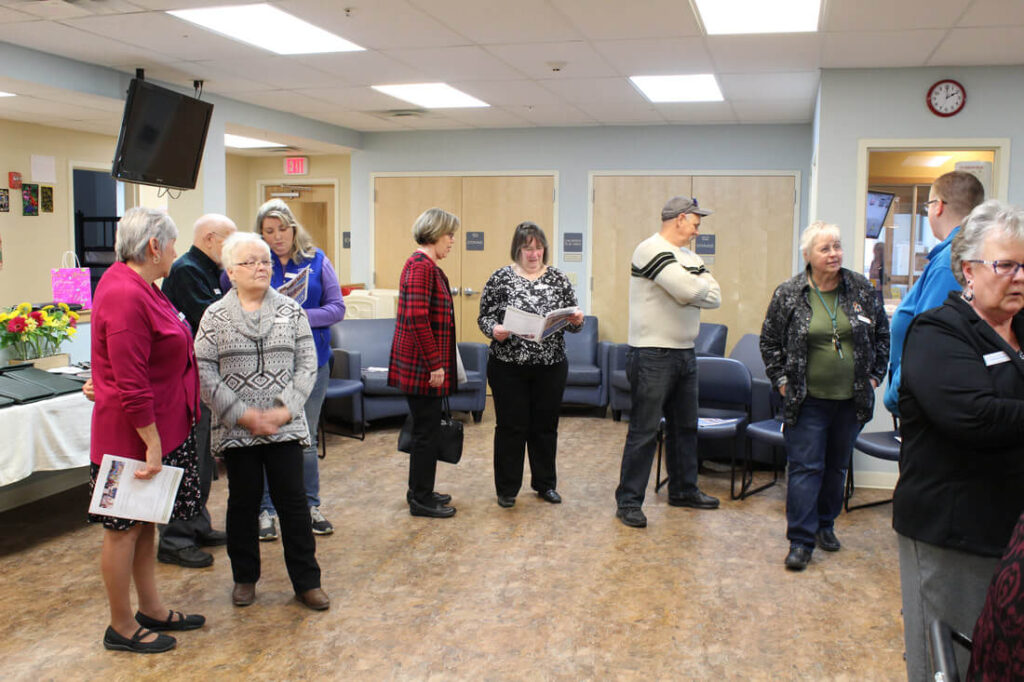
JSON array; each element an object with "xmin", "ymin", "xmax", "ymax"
[
  {"xmin": 223, "ymin": 440, "xmax": 320, "ymax": 593},
  {"xmin": 406, "ymin": 394, "xmax": 442, "ymax": 504},
  {"xmin": 488, "ymin": 357, "xmax": 568, "ymax": 497}
]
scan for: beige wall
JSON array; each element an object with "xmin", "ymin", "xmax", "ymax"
[
  {"xmin": 0, "ymin": 119, "xmax": 207, "ymax": 306},
  {"xmin": 225, "ymin": 153, "xmax": 352, "ymax": 281}
]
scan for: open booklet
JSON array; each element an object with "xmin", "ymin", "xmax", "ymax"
[
  {"xmin": 277, "ymin": 266, "xmax": 311, "ymax": 306},
  {"xmin": 502, "ymin": 306, "xmax": 579, "ymax": 342},
  {"xmin": 87, "ymin": 455, "xmax": 184, "ymax": 524}
]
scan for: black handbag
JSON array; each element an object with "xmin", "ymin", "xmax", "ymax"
[{"xmin": 397, "ymin": 397, "xmax": 463, "ymax": 465}]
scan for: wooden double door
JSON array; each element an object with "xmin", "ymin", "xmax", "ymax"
[
  {"xmin": 591, "ymin": 174, "xmax": 797, "ymax": 351},
  {"xmin": 374, "ymin": 175, "xmax": 555, "ymax": 345},
  {"xmin": 263, "ymin": 184, "xmax": 348, "ymax": 282}
]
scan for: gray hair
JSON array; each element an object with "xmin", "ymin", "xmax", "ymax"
[
  {"xmin": 222, "ymin": 231, "xmax": 270, "ymax": 270},
  {"xmin": 115, "ymin": 207, "xmax": 177, "ymax": 264},
  {"xmin": 412, "ymin": 207, "xmax": 460, "ymax": 245},
  {"xmin": 799, "ymin": 221, "xmax": 841, "ymax": 261},
  {"xmin": 951, "ymin": 199, "xmax": 1024, "ymax": 286}
]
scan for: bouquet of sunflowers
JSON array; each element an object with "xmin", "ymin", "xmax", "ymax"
[{"xmin": 0, "ymin": 302, "xmax": 79, "ymax": 361}]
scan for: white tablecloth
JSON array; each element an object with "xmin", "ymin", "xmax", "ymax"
[{"xmin": 0, "ymin": 392, "xmax": 93, "ymax": 487}]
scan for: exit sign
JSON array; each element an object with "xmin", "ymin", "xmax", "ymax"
[{"xmin": 284, "ymin": 157, "xmax": 308, "ymax": 175}]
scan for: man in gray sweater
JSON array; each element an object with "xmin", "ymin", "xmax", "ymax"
[{"xmin": 615, "ymin": 196, "xmax": 723, "ymax": 528}]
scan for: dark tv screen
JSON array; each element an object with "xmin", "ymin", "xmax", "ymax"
[
  {"xmin": 111, "ymin": 79, "xmax": 214, "ymax": 191},
  {"xmin": 865, "ymin": 190, "xmax": 896, "ymax": 239}
]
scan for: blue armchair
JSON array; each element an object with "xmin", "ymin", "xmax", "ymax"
[
  {"xmin": 562, "ymin": 315, "xmax": 613, "ymax": 411},
  {"xmin": 323, "ymin": 318, "xmax": 487, "ymax": 428}
]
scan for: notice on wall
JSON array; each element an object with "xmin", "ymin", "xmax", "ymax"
[
  {"xmin": 695, "ymin": 234, "xmax": 715, "ymax": 255},
  {"xmin": 31, "ymin": 155, "xmax": 56, "ymax": 184},
  {"xmin": 466, "ymin": 231, "xmax": 484, "ymax": 251}
]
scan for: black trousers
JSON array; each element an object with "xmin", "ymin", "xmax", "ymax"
[
  {"xmin": 223, "ymin": 440, "xmax": 320, "ymax": 593},
  {"xmin": 406, "ymin": 394, "xmax": 442, "ymax": 504},
  {"xmin": 159, "ymin": 404, "xmax": 214, "ymax": 550},
  {"xmin": 488, "ymin": 357, "xmax": 568, "ymax": 497}
]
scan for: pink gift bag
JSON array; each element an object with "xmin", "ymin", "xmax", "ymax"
[{"xmin": 51, "ymin": 251, "xmax": 92, "ymax": 308}]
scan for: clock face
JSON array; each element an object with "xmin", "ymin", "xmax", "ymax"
[{"xmin": 927, "ymin": 79, "xmax": 965, "ymax": 117}]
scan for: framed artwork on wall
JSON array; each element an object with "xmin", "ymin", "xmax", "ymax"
[
  {"xmin": 0, "ymin": 188, "xmax": 8, "ymax": 212},
  {"xmin": 40, "ymin": 185, "xmax": 53, "ymax": 213},
  {"xmin": 22, "ymin": 183, "xmax": 38, "ymax": 216}
]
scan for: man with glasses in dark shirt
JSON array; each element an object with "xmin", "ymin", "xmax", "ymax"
[{"xmin": 157, "ymin": 214, "xmax": 237, "ymax": 568}]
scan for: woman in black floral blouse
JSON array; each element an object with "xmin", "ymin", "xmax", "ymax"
[{"xmin": 478, "ymin": 222, "xmax": 585, "ymax": 509}]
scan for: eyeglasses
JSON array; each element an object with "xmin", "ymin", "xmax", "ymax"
[
  {"xmin": 236, "ymin": 259, "xmax": 272, "ymax": 270},
  {"xmin": 920, "ymin": 198, "xmax": 945, "ymax": 212},
  {"xmin": 966, "ymin": 259, "xmax": 1024, "ymax": 277}
]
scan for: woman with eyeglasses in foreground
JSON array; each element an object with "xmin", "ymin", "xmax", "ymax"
[
  {"xmin": 196, "ymin": 232, "xmax": 327, "ymax": 611},
  {"xmin": 893, "ymin": 199, "xmax": 1024, "ymax": 681}
]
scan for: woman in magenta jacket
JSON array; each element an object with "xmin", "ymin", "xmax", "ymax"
[{"xmin": 89, "ymin": 207, "xmax": 204, "ymax": 654}]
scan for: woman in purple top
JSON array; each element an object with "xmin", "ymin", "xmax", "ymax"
[{"xmin": 253, "ymin": 200, "xmax": 346, "ymax": 540}]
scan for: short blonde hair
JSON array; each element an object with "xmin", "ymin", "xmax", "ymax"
[
  {"xmin": 800, "ymin": 221, "xmax": 842, "ymax": 261},
  {"xmin": 222, "ymin": 232, "xmax": 270, "ymax": 270},
  {"xmin": 412, "ymin": 207, "xmax": 460, "ymax": 245},
  {"xmin": 255, "ymin": 199, "xmax": 316, "ymax": 265}
]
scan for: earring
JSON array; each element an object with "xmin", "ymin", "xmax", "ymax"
[
  {"xmin": 153, "ymin": 256, "xmax": 160, "ymax": 265},
  {"xmin": 963, "ymin": 280, "xmax": 975, "ymax": 302}
]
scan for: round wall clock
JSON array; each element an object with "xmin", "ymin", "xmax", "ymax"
[{"xmin": 927, "ymin": 79, "xmax": 966, "ymax": 117}]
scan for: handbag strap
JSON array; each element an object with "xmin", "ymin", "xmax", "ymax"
[
  {"xmin": 60, "ymin": 250, "xmax": 81, "ymax": 268},
  {"xmin": 441, "ymin": 395, "xmax": 452, "ymax": 419}
]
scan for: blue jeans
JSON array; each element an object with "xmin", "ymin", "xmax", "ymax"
[
  {"xmin": 262, "ymin": 362, "xmax": 330, "ymax": 513},
  {"xmin": 783, "ymin": 396, "xmax": 861, "ymax": 549},
  {"xmin": 615, "ymin": 347, "xmax": 699, "ymax": 508}
]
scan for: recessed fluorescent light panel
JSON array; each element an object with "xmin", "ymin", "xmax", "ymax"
[
  {"xmin": 372, "ymin": 83, "xmax": 489, "ymax": 109},
  {"xmin": 629, "ymin": 75, "xmax": 723, "ymax": 103},
  {"xmin": 167, "ymin": 3, "xmax": 364, "ymax": 55},
  {"xmin": 224, "ymin": 134, "xmax": 286, "ymax": 149},
  {"xmin": 0, "ymin": 91, "xmax": 15, "ymax": 97},
  {"xmin": 902, "ymin": 155, "xmax": 953, "ymax": 168},
  {"xmin": 695, "ymin": 0, "xmax": 821, "ymax": 35}
]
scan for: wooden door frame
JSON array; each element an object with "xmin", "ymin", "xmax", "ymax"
[
  {"xmin": 586, "ymin": 170, "xmax": 803, "ymax": 301},
  {"xmin": 368, "ymin": 170, "xmax": 559, "ymax": 289},
  {"xmin": 854, "ymin": 138, "xmax": 1010, "ymax": 276},
  {"xmin": 256, "ymin": 177, "xmax": 341, "ymax": 273}
]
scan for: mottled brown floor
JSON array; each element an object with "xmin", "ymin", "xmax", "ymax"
[{"xmin": 0, "ymin": 404, "xmax": 904, "ymax": 681}]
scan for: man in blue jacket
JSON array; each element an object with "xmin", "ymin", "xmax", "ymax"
[{"xmin": 884, "ymin": 171, "xmax": 984, "ymax": 415}]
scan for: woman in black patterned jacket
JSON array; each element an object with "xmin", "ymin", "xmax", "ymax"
[
  {"xmin": 478, "ymin": 222, "xmax": 585, "ymax": 509},
  {"xmin": 760, "ymin": 221, "xmax": 889, "ymax": 571}
]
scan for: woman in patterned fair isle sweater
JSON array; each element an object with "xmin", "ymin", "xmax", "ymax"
[
  {"xmin": 195, "ymin": 232, "xmax": 328, "ymax": 612},
  {"xmin": 478, "ymin": 222, "xmax": 584, "ymax": 509}
]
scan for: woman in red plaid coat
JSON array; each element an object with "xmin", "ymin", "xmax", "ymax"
[{"xmin": 388, "ymin": 207, "xmax": 460, "ymax": 518}]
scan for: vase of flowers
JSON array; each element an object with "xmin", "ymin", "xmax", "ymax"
[{"xmin": 0, "ymin": 302, "xmax": 79, "ymax": 366}]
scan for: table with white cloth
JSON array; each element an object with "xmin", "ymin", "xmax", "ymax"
[{"xmin": 0, "ymin": 392, "xmax": 93, "ymax": 511}]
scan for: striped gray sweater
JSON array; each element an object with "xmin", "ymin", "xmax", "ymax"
[{"xmin": 195, "ymin": 287, "xmax": 316, "ymax": 454}]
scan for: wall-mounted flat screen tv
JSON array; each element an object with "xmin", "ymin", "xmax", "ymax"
[
  {"xmin": 865, "ymin": 190, "xmax": 896, "ymax": 239},
  {"xmin": 111, "ymin": 79, "xmax": 214, "ymax": 191}
]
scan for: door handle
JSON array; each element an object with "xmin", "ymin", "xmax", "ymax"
[
  {"xmin": 450, "ymin": 287, "xmax": 460, "ymax": 296},
  {"xmin": 463, "ymin": 287, "xmax": 479, "ymax": 297}
]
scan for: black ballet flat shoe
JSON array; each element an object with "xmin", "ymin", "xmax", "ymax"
[
  {"xmin": 103, "ymin": 625, "xmax": 176, "ymax": 653},
  {"xmin": 135, "ymin": 609, "xmax": 205, "ymax": 631}
]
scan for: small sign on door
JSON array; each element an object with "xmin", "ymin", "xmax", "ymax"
[
  {"xmin": 695, "ymin": 234, "xmax": 715, "ymax": 255},
  {"xmin": 466, "ymin": 232, "xmax": 484, "ymax": 251}
]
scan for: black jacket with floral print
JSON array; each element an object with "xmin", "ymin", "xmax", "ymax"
[{"xmin": 760, "ymin": 266, "xmax": 890, "ymax": 425}]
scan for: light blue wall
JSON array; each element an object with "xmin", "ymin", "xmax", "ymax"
[{"xmin": 350, "ymin": 124, "xmax": 812, "ymax": 310}]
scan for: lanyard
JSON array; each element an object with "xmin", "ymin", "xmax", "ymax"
[{"xmin": 810, "ymin": 277, "xmax": 844, "ymax": 359}]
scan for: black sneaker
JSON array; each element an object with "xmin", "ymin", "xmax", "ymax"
[
  {"xmin": 310, "ymin": 506, "xmax": 334, "ymax": 535},
  {"xmin": 156, "ymin": 545, "xmax": 213, "ymax": 569},
  {"xmin": 616, "ymin": 506, "xmax": 647, "ymax": 528},
  {"xmin": 785, "ymin": 546, "xmax": 813, "ymax": 571},
  {"xmin": 816, "ymin": 528, "xmax": 841, "ymax": 552},
  {"xmin": 668, "ymin": 490, "xmax": 720, "ymax": 509}
]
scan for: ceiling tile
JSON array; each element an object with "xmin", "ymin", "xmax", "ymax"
[
  {"xmin": 275, "ymin": 0, "xmax": 468, "ymax": 49},
  {"xmin": 486, "ymin": 41, "xmax": 616, "ymax": 79},
  {"xmin": 0, "ymin": 6, "xmax": 34, "ymax": 23},
  {"xmin": 399, "ymin": 115, "xmax": 474, "ymax": 130},
  {"xmin": 656, "ymin": 101, "xmax": 737, "ymax": 124},
  {"xmin": 296, "ymin": 110, "xmax": 411, "ymax": 131},
  {"xmin": 538, "ymin": 77, "xmax": 645, "ymax": 104},
  {"xmin": 574, "ymin": 100, "xmax": 666, "ymax": 124},
  {"xmin": 448, "ymin": 80, "xmax": 564, "ymax": 107},
  {"xmin": 550, "ymin": 0, "xmax": 701, "ymax": 40},
  {"xmin": 929, "ymin": 26, "xmax": 1024, "ymax": 65},
  {"xmin": 293, "ymin": 86, "xmax": 410, "ymax": 111},
  {"xmin": 64, "ymin": 11, "xmax": 270, "ymax": 61},
  {"xmin": 445, "ymin": 106, "xmax": 533, "ymax": 127},
  {"xmin": 193, "ymin": 56, "xmax": 341, "ymax": 90},
  {"xmin": 821, "ymin": 30, "xmax": 945, "ymax": 68},
  {"xmin": 593, "ymin": 38, "xmax": 714, "ymax": 77},
  {"xmin": 514, "ymin": 102, "xmax": 598, "ymax": 126},
  {"xmin": 407, "ymin": 0, "xmax": 582, "ymax": 43},
  {"xmin": 731, "ymin": 98, "xmax": 815, "ymax": 123},
  {"xmin": 958, "ymin": 0, "xmax": 1024, "ymax": 26},
  {"xmin": 823, "ymin": 0, "xmax": 971, "ymax": 31},
  {"xmin": 148, "ymin": 61, "xmax": 274, "ymax": 92},
  {"xmin": 292, "ymin": 51, "xmax": 428, "ymax": 87},
  {"xmin": 0, "ymin": 20, "xmax": 173, "ymax": 66},
  {"xmin": 707, "ymin": 34, "xmax": 822, "ymax": 72},
  {"xmin": 116, "ymin": 0, "xmax": 255, "ymax": 9},
  {"xmin": 225, "ymin": 90, "xmax": 338, "ymax": 113},
  {"xmin": 718, "ymin": 72, "xmax": 819, "ymax": 101},
  {"xmin": 384, "ymin": 45, "xmax": 526, "ymax": 81}
]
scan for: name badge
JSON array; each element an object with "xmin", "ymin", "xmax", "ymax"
[
  {"xmin": 177, "ymin": 311, "xmax": 186, "ymax": 323},
  {"xmin": 984, "ymin": 351, "xmax": 1011, "ymax": 366},
  {"xmin": 214, "ymin": 288, "xmax": 222, "ymax": 295},
  {"xmin": 856, "ymin": 314, "xmax": 872, "ymax": 325}
]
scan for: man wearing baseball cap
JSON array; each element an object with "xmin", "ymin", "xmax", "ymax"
[{"xmin": 615, "ymin": 196, "xmax": 722, "ymax": 528}]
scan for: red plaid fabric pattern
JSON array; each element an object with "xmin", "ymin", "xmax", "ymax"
[{"xmin": 388, "ymin": 251, "xmax": 456, "ymax": 396}]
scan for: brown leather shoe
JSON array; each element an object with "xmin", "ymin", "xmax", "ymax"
[
  {"xmin": 296, "ymin": 587, "xmax": 330, "ymax": 611},
  {"xmin": 231, "ymin": 583, "xmax": 255, "ymax": 607}
]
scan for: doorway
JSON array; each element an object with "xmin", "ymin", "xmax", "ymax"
[
  {"xmin": 72, "ymin": 168, "xmax": 125, "ymax": 293},
  {"xmin": 260, "ymin": 182, "xmax": 344, "ymax": 282}
]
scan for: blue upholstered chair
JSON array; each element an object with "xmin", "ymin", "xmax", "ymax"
[
  {"xmin": 561, "ymin": 315, "xmax": 613, "ymax": 411},
  {"xmin": 694, "ymin": 322, "xmax": 728, "ymax": 357},
  {"xmin": 608, "ymin": 343, "xmax": 630, "ymax": 421},
  {"xmin": 844, "ymin": 416, "xmax": 900, "ymax": 512}
]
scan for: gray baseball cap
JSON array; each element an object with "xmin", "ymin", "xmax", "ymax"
[{"xmin": 662, "ymin": 196, "xmax": 713, "ymax": 220}]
